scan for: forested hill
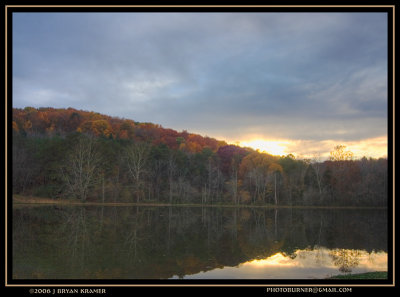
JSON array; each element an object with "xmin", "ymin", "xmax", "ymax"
[
  {"xmin": 12, "ymin": 107, "xmax": 228, "ymax": 153},
  {"xmin": 12, "ymin": 107, "xmax": 388, "ymax": 207}
]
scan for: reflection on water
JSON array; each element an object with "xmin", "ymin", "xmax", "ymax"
[
  {"xmin": 178, "ymin": 248, "xmax": 387, "ymax": 279},
  {"xmin": 12, "ymin": 205, "xmax": 387, "ymax": 279}
]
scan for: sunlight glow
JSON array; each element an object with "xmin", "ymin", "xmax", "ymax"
[
  {"xmin": 287, "ymin": 136, "xmax": 388, "ymax": 160},
  {"xmin": 248, "ymin": 253, "xmax": 294, "ymax": 267},
  {"xmin": 242, "ymin": 249, "xmax": 387, "ymax": 271},
  {"xmin": 230, "ymin": 135, "xmax": 387, "ymax": 160},
  {"xmin": 180, "ymin": 248, "xmax": 387, "ymax": 279},
  {"xmin": 239, "ymin": 139, "xmax": 290, "ymax": 156}
]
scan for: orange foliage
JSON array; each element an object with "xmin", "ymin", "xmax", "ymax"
[
  {"xmin": 239, "ymin": 151, "xmax": 275, "ymax": 178},
  {"xmin": 79, "ymin": 120, "xmax": 112, "ymax": 137},
  {"xmin": 12, "ymin": 107, "xmax": 225, "ymax": 153},
  {"xmin": 12, "ymin": 121, "xmax": 19, "ymax": 132}
]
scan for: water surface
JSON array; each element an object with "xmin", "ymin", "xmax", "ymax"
[{"xmin": 12, "ymin": 205, "xmax": 387, "ymax": 279}]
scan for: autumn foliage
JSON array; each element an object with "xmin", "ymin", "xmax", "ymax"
[
  {"xmin": 12, "ymin": 107, "xmax": 226, "ymax": 152},
  {"xmin": 11, "ymin": 107, "xmax": 388, "ymax": 207}
]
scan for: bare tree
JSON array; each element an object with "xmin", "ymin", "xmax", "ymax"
[
  {"xmin": 230, "ymin": 154, "xmax": 242, "ymax": 204},
  {"xmin": 311, "ymin": 153, "xmax": 323, "ymax": 198},
  {"xmin": 12, "ymin": 142, "xmax": 34, "ymax": 193},
  {"xmin": 167, "ymin": 152, "xmax": 176, "ymax": 203},
  {"xmin": 60, "ymin": 135, "xmax": 101, "ymax": 201},
  {"xmin": 202, "ymin": 158, "xmax": 223, "ymax": 204},
  {"xmin": 125, "ymin": 142, "xmax": 149, "ymax": 203},
  {"xmin": 269, "ymin": 163, "xmax": 283, "ymax": 206}
]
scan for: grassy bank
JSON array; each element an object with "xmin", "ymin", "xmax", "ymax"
[
  {"xmin": 328, "ymin": 271, "xmax": 387, "ymax": 279},
  {"xmin": 13, "ymin": 195, "xmax": 71, "ymax": 204},
  {"xmin": 12, "ymin": 194, "xmax": 387, "ymax": 209}
]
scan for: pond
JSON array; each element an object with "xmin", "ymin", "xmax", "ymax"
[{"xmin": 12, "ymin": 205, "xmax": 387, "ymax": 280}]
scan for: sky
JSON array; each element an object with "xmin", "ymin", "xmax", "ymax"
[{"xmin": 12, "ymin": 12, "xmax": 389, "ymax": 159}]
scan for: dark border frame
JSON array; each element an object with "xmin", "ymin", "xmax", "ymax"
[{"xmin": 4, "ymin": 3, "xmax": 396, "ymax": 294}]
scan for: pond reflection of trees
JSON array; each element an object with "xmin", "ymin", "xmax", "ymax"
[
  {"xmin": 12, "ymin": 206, "xmax": 387, "ymax": 279},
  {"xmin": 329, "ymin": 249, "xmax": 362, "ymax": 273}
]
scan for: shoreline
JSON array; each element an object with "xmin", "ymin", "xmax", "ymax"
[
  {"xmin": 12, "ymin": 195, "xmax": 387, "ymax": 210},
  {"xmin": 328, "ymin": 271, "xmax": 388, "ymax": 279}
]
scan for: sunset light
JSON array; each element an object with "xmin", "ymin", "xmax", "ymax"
[
  {"xmin": 233, "ymin": 135, "xmax": 388, "ymax": 160},
  {"xmin": 241, "ymin": 248, "xmax": 387, "ymax": 273},
  {"xmin": 182, "ymin": 248, "xmax": 387, "ymax": 279},
  {"xmin": 239, "ymin": 139, "xmax": 290, "ymax": 156}
]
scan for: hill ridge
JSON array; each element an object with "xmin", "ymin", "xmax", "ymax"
[{"xmin": 12, "ymin": 106, "xmax": 230, "ymax": 153}]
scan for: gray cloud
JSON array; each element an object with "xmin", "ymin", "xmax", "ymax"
[{"xmin": 12, "ymin": 12, "xmax": 388, "ymax": 144}]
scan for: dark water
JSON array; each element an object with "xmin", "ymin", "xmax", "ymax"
[{"xmin": 12, "ymin": 205, "xmax": 388, "ymax": 279}]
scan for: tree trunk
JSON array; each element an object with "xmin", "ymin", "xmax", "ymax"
[{"xmin": 274, "ymin": 173, "xmax": 278, "ymax": 205}]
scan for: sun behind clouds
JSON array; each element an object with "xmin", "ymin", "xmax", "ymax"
[
  {"xmin": 235, "ymin": 136, "xmax": 387, "ymax": 160},
  {"xmin": 239, "ymin": 139, "xmax": 290, "ymax": 156}
]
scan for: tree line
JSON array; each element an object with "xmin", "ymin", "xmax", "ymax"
[{"xmin": 12, "ymin": 107, "xmax": 388, "ymax": 207}]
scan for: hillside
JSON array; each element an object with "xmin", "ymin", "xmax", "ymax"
[
  {"xmin": 12, "ymin": 107, "xmax": 228, "ymax": 153},
  {"xmin": 11, "ymin": 107, "xmax": 387, "ymax": 207}
]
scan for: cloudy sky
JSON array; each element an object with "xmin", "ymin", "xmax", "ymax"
[{"xmin": 12, "ymin": 12, "xmax": 388, "ymax": 158}]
